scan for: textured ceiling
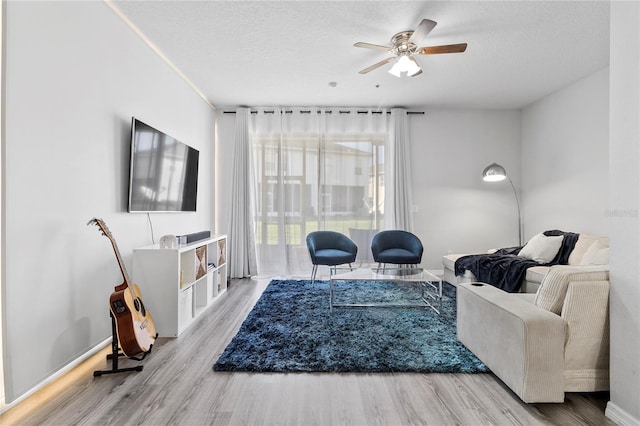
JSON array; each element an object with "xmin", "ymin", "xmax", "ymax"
[{"xmin": 111, "ymin": 1, "xmax": 610, "ymax": 110}]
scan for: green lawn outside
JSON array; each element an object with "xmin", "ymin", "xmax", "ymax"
[{"xmin": 255, "ymin": 217, "xmax": 383, "ymax": 245}]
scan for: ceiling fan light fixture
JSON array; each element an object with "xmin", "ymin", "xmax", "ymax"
[
  {"xmin": 406, "ymin": 57, "xmax": 422, "ymax": 77},
  {"xmin": 388, "ymin": 54, "xmax": 422, "ymax": 78},
  {"xmin": 388, "ymin": 61, "xmax": 403, "ymax": 77}
]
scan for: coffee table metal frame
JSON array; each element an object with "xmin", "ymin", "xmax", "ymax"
[{"xmin": 329, "ymin": 267, "xmax": 443, "ymax": 313}]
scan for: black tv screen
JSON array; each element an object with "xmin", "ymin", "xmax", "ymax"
[{"xmin": 128, "ymin": 118, "xmax": 199, "ymax": 212}]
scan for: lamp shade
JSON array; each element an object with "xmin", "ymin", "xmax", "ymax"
[
  {"xmin": 388, "ymin": 55, "xmax": 422, "ymax": 78},
  {"xmin": 482, "ymin": 163, "xmax": 507, "ymax": 182}
]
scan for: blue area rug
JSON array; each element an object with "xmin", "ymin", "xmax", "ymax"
[{"xmin": 213, "ymin": 279, "xmax": 488, "ymax": 373}]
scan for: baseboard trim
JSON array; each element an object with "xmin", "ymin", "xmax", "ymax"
[
  {"xmin": 0, "ymin": 337, "xmax": 111, "ymax": 414},
  {"xmin": 606, "ymin": 401, "xmax": 640, "ymax": 426}
]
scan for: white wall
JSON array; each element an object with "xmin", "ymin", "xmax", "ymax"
[
  {"xmin": 409, "ymin": 109, "xmax": 522, "ymax": 268},
  {"xmin": 0, "ymin": 0, "xmax": 4, "ymax": 407},
  {"xmin": 607, "ymin": 2, "xmax": 640, "ymax": 424},
  {"xmin": 3, "ymin": 2, "xmax": 215, "ymax": 403},
  {"xmin": 521, "ymin": 67, "xmax": 609, "ymax": 238}
]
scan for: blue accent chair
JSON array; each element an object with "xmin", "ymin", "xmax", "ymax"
[
  {"xmin": 306, "ymin": 231, "xmax": 358, "ymax": 283},
  {"xmin": 371, "ymin": 230, "xmax": 423, "ymax": 269}
]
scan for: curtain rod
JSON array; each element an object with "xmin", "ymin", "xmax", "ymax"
[{"xmin": 222, "ymin": 110, "xmax": 424, "ymax": 115}]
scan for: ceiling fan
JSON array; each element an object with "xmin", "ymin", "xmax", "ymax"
[{"xmin": 354, "ymin": 19, "xmax": 467, "ymax": 77}]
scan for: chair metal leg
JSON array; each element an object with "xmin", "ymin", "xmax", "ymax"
[{"xmin": 311, "ymin": 264, "xmax": 318, "ymax": 286}]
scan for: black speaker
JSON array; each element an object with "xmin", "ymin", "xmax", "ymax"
[{"xmin": 184, "ymin": 230, "xmax": 211, "ymax": 243}]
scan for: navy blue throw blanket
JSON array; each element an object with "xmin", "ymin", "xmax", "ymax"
[{"xmin": 454, "ymin": 230, "xmax": 579, "ymax": 292}]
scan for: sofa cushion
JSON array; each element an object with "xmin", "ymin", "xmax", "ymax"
[
  {"xmin": 568, "ymin": 234, "xmax": 609, "ymax": 265},
  {"xmin": 525, "ymin": 266, "xmax": 550, "ymax": 284},
  {"xmin": 442, "ymin": 253, "xmax": 464, "ymax": 271},
  {"xmin": 534, "ymin": 265, "xmax": 610, "ymax": 314},
  {"xmin": 518, "ymin": 233, "xmax": 564, "ymax": 263},
  {"xmin": 579, "ymin": 240, "xmax": 610, "ymax": 265}
]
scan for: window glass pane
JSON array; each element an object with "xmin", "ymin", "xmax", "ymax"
[{"xmin": 253, "ymin": 134, "xmax": 384, "ymax": 244}]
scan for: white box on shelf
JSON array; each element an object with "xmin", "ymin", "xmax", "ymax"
[
  {"xmin": 209, "ymin": 272, "xmax": 218, "ymax": 297},
  {"xmin": 178, "ymin": 286, "xmax": 193, "ymax": 332}
]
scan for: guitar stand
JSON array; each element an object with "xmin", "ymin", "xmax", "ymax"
[{"xmin": 93, "ymin": 313, "xmax": 156, "ymax": 377}]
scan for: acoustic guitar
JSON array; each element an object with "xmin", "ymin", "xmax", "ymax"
[{"xmin": 89, "ymin": 218, "xmax": 157, "ymax": 357}]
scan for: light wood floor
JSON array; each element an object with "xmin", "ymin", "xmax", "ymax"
[{"xmin": 1, "ymin": 277, "xmax": 613, "ymax": 426}]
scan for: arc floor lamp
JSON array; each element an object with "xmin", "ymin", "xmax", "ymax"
[{"xmin": 482, "ymin": 163, "xmax": 523, "ymax": 246}]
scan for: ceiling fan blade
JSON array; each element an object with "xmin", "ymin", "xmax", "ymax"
[
  {"xmin": 358, "ymin": 57, "xmax": 395, "ymax": 74},
  {"xmin": 408, "ymin": 19, "xmax": 437, "ymax": 44},
  {"xmin": 354, "ymin": 42, "xmax": 392, "ymax": 52},
  {"xmin": 418, "ymin": 43, "xmax": 468, "ymax": 55}
]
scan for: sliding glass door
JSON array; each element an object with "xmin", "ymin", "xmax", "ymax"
[{"xmin": 250, "ymin": 109, "xmax": 387, "ymax": 277}]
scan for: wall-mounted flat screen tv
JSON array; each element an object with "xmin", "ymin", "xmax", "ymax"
[{"xmin": 128, "ymin": 117, "xmax": 199, "ymax": 212}]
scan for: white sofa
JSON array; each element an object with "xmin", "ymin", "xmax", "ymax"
[
  {"xmin": 457, "ymin": 265, "xmax": 610, "ymax": 402},
  {"xmin": 443, "ymin": 233, "xmax": 609, "ymax": 293}
]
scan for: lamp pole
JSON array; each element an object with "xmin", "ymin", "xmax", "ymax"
[
  {"xmin": 506, "ymin": 176, "xmax": 523, "ymax": 246},
  {"xmin": 482, "ymin": 163, "xmax": 523, "ymax": 246}
]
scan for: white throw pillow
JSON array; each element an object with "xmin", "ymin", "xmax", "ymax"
[
  {"xmin": 580, "ymin": 240, "xmax": 610, "ymax": 265},
  {"xmin": 518, "ymin": 233, "xmax": 564, "ymax": 263}
]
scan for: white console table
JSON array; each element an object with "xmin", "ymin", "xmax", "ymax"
[{"xmin": 132, "ymin": 235, "xmax": 227, "ymax": 337}]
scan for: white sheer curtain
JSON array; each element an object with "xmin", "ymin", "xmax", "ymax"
[
  {"xmin": 227, "ymin": 107, "xmax": 257, "ymax": 278},
  {"xmin": 386, "ymin": 108, "xmax": 414, "ymax": 231},
  {"xmin": 248, "ymin": 108, "xmax": 389, "ymax": 277}
]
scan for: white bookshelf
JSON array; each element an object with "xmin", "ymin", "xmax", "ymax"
[{"xmin": 132, "ymin": 235, "xmax": 227, "ymax": 337}]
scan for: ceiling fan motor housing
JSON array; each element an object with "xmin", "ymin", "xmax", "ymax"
[{"xmin": 391, "ymin": 31, "xmax": 418, "ymax": 56}]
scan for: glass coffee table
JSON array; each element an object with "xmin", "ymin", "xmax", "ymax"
[{"xmin": 329, "ymin": 267, "xmax": 443, "ymax": 313}]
